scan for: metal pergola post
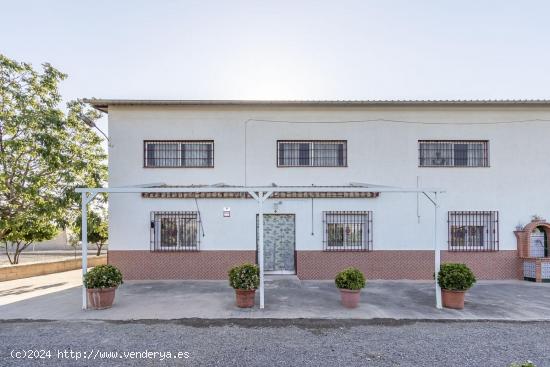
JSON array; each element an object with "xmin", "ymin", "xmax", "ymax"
[
  {"xmin": 433, "ymin": 192, "xmax": 442, "ymax": 309},
  {"xmin": 81, "ymin": 192, "xmax": 98, "ymax": 310},
  {"xmin": 249, "ymin": 190, "xmax": 273, "ymax": 309},
  {"xmin": 423, "ymin": 191, "xmax": 442, "ymax": 309}
]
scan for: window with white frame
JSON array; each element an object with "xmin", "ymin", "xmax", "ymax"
[
  {"xmin": 419, "ymin": 140, "xmax": 489, "ymax": 167},
  {"xmin": 323, "ymin": 211, "xmax": 372, "ymax": 251},
  {"xmin": 277, "ymin": 140, "xmax": 347, "ymax": 167},
  {"xmin": 144, "ymin": 141, "xmax": 214, "ymax": 168},
  {"xmin": 448, "ymin": 211, "xmax": 499, "ymax": 251},
  {"xmin": 150, "ymin": 211, "xmax": 200, "ymax": 251}
]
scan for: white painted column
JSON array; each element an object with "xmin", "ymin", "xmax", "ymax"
[
  {"xmin": 81, "ymin": 193, "xmax": 88, "ymax": 310},
  {"xmin": 258, "ymin": 193, "xmax": 265, "ymax": 309},
  {"xmin": 434, "ymin": 192, "xmax": 442, "ymax": 309}
]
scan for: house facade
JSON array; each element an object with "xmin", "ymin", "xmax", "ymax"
[{"xmin": 86, "ymin": 99, "xmax": 550, "ymax": 281}]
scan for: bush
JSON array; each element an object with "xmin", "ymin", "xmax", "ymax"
[
  {"xmin": 335, "ymin": 267, "xmax": 366, "ymax": 290},
  {"xmin": 83, "ymin": 265, "xmax": 123, "ymax": 289},
  {"xmin": 510, "ymin": 362, "xmax": 536, "ymax": 367},
  {"xmin": 228, "ymin": 263, "xmax": 260, "ymax": 290},
  {"xmin": 437, "ymin": 263, "xmax": 476, "ymax": 291}
]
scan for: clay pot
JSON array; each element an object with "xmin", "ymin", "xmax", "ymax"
[
  {"xmin": 235, "ymin": 289, "xmax": 256, "ymax": 308},
  {"xmin": 442, "ymin": 289, "xmax": 466, "ymax": 309},
  {"xmin": 87, "ymin": 287, "xmax": 117, "ymax": 310},
  {"xmin": 339, "ymin": 289, "xmax": 361, "ymax": 308}
]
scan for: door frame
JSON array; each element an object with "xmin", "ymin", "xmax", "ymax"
[{"xmin": 256, "ymin": 213, "xmax": 296, "ymax": 275}]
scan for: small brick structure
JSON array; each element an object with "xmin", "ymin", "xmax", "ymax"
[{"xmin": 514, "ymin": 218, "xmax": 550, "ymax": 282}]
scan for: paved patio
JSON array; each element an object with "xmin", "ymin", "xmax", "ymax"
[{"xmin": 1, "ymin": 270, "xmax": 549, "ymax": 321}]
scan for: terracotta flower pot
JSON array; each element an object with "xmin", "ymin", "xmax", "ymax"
[
  {"xmin": 442, "ymin": 289, "xmax": 466, "ymax": 309},
  {"xmin": 87, "ymin": 287, "xmax": 117, "ymax": 310},
  {"xmin": 339, "ymin": 288, "xmax": 361, "ymax": 308},
  {"xmin": 235, "ymin": 289, "xmax": 256, "ymax": 308}
]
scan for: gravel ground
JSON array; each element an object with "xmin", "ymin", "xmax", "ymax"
[{"xmin": 0, "ymin": 320, "xmax": 546, "ymax": 366}]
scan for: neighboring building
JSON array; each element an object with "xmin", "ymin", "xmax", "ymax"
[{"xmin": 86, "ymin": 99, "xmax": 550, "ymax": 281}]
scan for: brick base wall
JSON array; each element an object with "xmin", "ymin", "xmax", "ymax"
[
  {"xmin": 108, "ymin": 250, "xmax": 256, "ymax": 280},
  {"xmin": 109, "ymin": 250, "xmax": 520, "ymax": 280},
  {"xmin": 441, "ymin": 251, "xmax": 521, "ymax": 280},
  {"xmin": 297, "ymin": 250, "xmax": 520, "ymax": 280}
]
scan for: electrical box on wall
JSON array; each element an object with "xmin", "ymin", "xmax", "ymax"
[{"xmin": 223, "ymin": 207, "xmax": 231, "ymax": 217}]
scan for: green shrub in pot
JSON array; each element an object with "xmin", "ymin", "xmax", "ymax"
[
  {"xmin": 228, "ymin": 263, "xmax": 260, "ymax": 308},
  {"xmin": 228, "ymin": 263, "xmax": 260, "ymax": 290},
  {"xmin": 437, "ymin": 263, "xmax": 476, "ymax": 310},
  {"xmin": 83, "ymin": 264, "xmax": 123, "ymax": 289},
  {"xmin": 335, "ymin": 267, "xmax": 366, "ymax": 290},
  {"xmin": 437, "ymin": 263, "xmax": 476, "ymax": 291},
  {"xmin": 334, "ymin": 267, "xmax": 366, "ymax": 308},
  {"xmin": 84, "ymin": 264, "xmax": 123, "ymax": 310}
]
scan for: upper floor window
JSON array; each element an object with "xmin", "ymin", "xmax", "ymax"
[
  {"xmin": 419, "ymin": 140, "xmax": 489, "ymax": 167},
  {"xmin": 277, "ymin": 140, "xmax": 347, "ymax": 167},
  {"xmin": 323, "ymin": 211, "xmax": 372, "ymax": 251},
  {"xmin": 144, "ymin": 140, "xmax": 214, "ymax": 168},
  {"xmin": 150, "ymin": 211, "xmax": 200, "ymax": 251},
  {"xmin": 448, "ymin": 211, "xmax": 499, "ymax": 252}
]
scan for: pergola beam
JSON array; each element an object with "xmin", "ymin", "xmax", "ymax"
[{"xmin": 75, "ymin": 186, "xmax": 443, "ymax": 194}]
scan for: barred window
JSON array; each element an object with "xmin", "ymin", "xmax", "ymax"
[
  {"xmin": 277, "ymin": 140, "xmax": 347, "ymax": 167},
  {"xmin": 150, "ymin": 211, "xmax": 200, "ymax": 251},
  {"xmin": 144, "ymin": 141, "xmax": 214, "ymax": 167},
  {"xmin": 448, "ymin": 211, "xmax": 498, "ymax": 251},
  {"xmin": 419, "ymin": 140, "xmax": 489, "ymax": 167},
  {"xmin": 323, "ymin": 211, "xmax": 372, "ymax": 251}
]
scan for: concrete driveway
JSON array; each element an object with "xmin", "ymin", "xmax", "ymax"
[{"xmin": 1, "ymin": 271, "xmax": 549, "ymax": 321}]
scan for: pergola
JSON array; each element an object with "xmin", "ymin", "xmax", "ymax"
[{"xmin": 76, "ymin": 183, "xmax": 445, "ymax": 310}]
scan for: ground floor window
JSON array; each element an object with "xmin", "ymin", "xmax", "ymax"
[
  {"xmin": 323, "ymin": 211, "xmax": 372, "ymax": 251},
  {"xmin": 448, "ymin": 211, "xmax": 498, "ymax": 251},
  {"xmin": 150, "ymin": 211, "xmax": 200, "ymax": 251}
]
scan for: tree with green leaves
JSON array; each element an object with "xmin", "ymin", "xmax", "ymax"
[
  {"xmin": 0, "ymin": 54, "xmax": 107, "ymax": 264},
  {"xmin": 69, "ymin": 209, "xmax": 108, "ymax": 256}
]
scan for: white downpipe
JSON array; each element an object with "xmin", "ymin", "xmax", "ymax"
[
  {"xmin": 434, "ymin": 192, "xmax": 442, "ymax": 309},
  {"xmin": 81, "ymin": 193, "xmax": 88, "ymax": 310},
  {"xmin": 258, "ymin": 194, "xmax": 265, "ymax": 309}
]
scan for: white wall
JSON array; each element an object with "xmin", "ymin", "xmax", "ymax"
[{"xmin": 108, "ymin": 105, "xmax": 550, "ymax": 251}]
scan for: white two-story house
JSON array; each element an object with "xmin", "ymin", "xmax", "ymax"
[{"xmin": 86, "ymin": 99, "xmax": 550, "ymax": 282}]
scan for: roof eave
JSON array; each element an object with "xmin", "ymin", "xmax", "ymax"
[{"xmin": 83, "ymin": 98, "xmax": 550, "ymax": 113}]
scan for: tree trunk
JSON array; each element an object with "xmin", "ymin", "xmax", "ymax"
[
  {"xmin": 12, "ymin": 243, "xmax": 22, "ymax": 265},
  {"xmin": 3, "ymin": 242, "xmax": 14, "ymax": 265},
  {"xmin": 96, "ymin": 243, "xmax": 103, "ymax": 256},
  {"xmin": 11, "ymin": 242, "xmax": 32, "ymax": 265}
]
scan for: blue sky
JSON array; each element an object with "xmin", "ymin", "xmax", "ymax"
[{"xmin": 3, "ymin": 0, "xmax": 550, "ymax": 104}]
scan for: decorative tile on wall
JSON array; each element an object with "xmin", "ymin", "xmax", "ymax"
[{"xmin": 523, "ymin": 261, "xmax": 536, "ymax": 279}]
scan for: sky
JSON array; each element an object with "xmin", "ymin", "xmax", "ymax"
[{"xmin": 2, "ymin": 0, "xmax": 550, "ymax": 133}]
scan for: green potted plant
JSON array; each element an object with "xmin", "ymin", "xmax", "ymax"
[
  {"xmin": 83, "ymin": 264, "xmax": 123, "ymax": 310},
  {"xmin": 228, "ymin": 263, "xmax": 260, "ymax": 308},
  {"xmin": 437, "ymin": 263, "xmax": 476, "ymax": 309},
  {"xmin": 335, "ymin": 267, "xmax": 366, "ymax": 308}
]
